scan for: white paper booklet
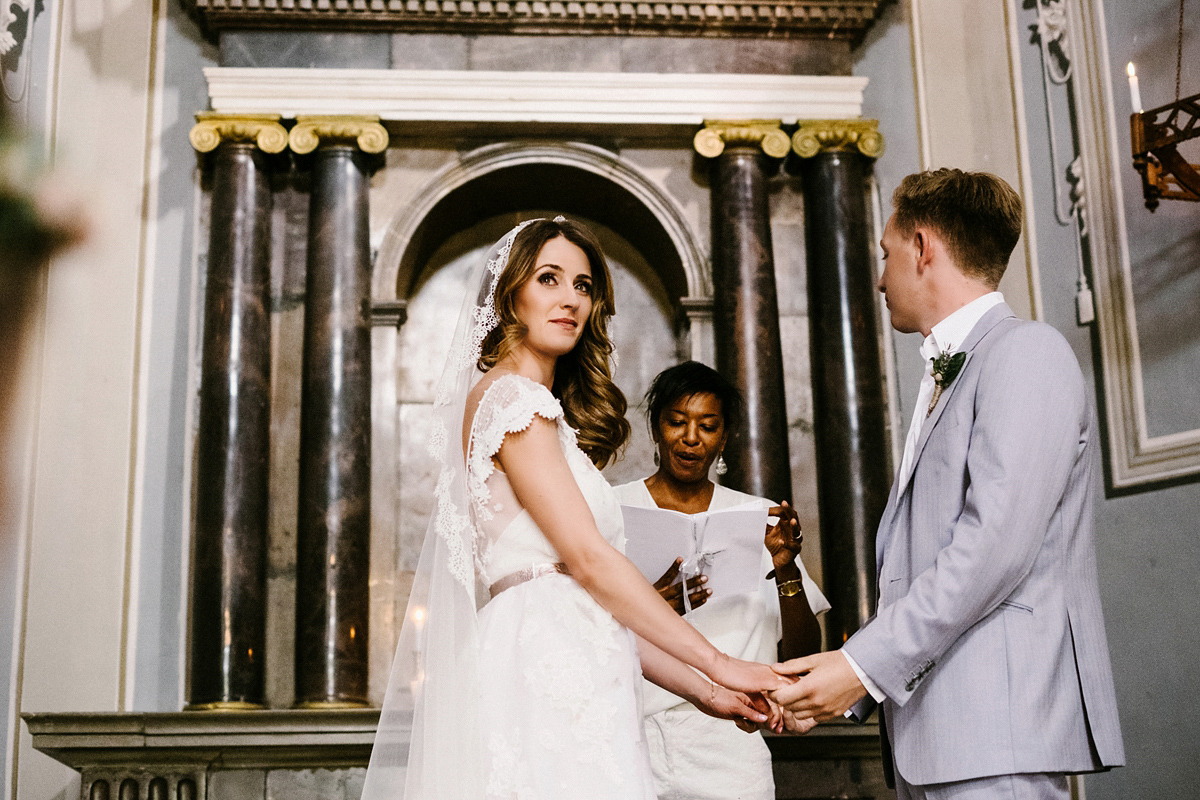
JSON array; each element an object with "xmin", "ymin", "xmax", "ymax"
[{"xmin": 621, "ymin": 501, "xmax": 768, "ymax": 610}]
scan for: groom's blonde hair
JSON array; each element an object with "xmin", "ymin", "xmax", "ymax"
[{"xmin": 892, "ymin": 169, "xmax": 1022, "ymax": 289}]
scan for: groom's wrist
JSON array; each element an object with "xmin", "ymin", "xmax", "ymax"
[{"xmin": 841, "ymin": 651, "xmax": 886, "ymax": 703}]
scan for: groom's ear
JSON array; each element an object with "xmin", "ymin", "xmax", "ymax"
[{"xmin": 913, "ymin": 227, "xmax": 936, "ymax": 275}]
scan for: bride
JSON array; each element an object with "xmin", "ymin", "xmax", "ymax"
[{"xmin": 360, "ymin": 217, "xmax": 788, "ymax": 799}]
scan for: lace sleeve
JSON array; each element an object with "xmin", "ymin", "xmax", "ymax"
[{"xmin": 467, "ymin": 374, "xmax": 568, "ymax": 521}]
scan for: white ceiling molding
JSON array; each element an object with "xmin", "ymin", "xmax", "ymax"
[{"xmin": 204, "ymin": 68, "xmax": 869, "ymax": 124}]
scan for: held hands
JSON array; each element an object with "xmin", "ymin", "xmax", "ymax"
[
  {"xmin": 695, "ymin": 684, "xmax": 786, "ymax": 734},
  {"xmin": 769, "ymin": 651, "xmax": 868, "ymax": 733},
  {"xmin": 653, "ymin": 557, "xmax": 710, "ymax": 615},
  {"xmin": 765, "ymin": 501, "xmax": 803, "ymax": 572}
]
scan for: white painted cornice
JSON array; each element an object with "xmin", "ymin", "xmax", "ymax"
[{"xmin": 204, "ymin": 68, "xmax": 868, "ymax": 124}]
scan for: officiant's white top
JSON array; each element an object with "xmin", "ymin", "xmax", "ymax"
[{"xmin": 612, "ymin": 480, "xmax": 829, "ymax": 716}]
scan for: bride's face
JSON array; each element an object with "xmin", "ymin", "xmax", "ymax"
[{"xmin": 513, "ymin": 235, "xmax": 594, "ymax": 358}]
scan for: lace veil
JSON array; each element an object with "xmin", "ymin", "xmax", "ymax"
[{"xmin": 359, "ymin": 219, "xmax": 539, "ymax": 800}]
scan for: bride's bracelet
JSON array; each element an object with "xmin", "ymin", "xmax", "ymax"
[{"xmin": 777, "ymin": 579, "xmax": 805, "ymax": 598}]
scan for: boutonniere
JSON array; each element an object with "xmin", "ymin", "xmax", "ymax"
[{"xmin": 927, "ymin": 348, "xmax": 967, "ymax": 416}]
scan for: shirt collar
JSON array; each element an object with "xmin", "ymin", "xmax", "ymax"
[{"xmin": 920, "ymin": 292, "xmax": 1005, "ymax": 362}]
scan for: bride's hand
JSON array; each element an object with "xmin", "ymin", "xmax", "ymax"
[
  {"xmin": 695, "ymin": 684, "xmax": 775, "ymax": 731},
  {"xmin": 709, "ymin": 653, "xmax": 794, "ymax": 695},
  {"xmin": 732, "ymin": 691, "xmax": 786, "ymax": 734}
]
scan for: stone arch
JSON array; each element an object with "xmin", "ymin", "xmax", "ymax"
[{"xmin": 373, "ymin": 141, "xmax": 708, "ymax": 307}]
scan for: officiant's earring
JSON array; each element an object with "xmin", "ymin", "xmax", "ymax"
[{"xmin": 715, "ymin": 452, "xmax": 728, "ymax": 476}]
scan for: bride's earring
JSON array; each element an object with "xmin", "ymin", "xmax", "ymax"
[
  {"xmin": 715, "ymin": 452, "xmax": 728, "ymax": 476},
  {"xmin": 653, "ymin": 450, "xmax": 660, "ymax": 467}
]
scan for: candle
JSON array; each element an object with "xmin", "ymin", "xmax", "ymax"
[{"xmin": 1127, "ymin": 62, "xmax": 1143, "ymax": 113}]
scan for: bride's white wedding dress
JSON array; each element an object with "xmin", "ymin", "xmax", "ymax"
[{"xmin": 468, "ymin": 373, "xmax": 657, "ymax": 800}]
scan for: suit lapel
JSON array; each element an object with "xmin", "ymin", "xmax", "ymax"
[
  {"xmin": 874, "ymin": 349, "xmax": 976, "ymax": 571},
  {"xmin": 906, "ymin": 350, "xmax": 974, "ymax": 476},
  {"xmin": 890, "ymin": 302, "xmax": 1016, "ymax": 508}
]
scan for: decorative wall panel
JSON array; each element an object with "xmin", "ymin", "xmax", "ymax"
[
  {"xmin": 183, "ymin": 0, "xmax": 886, "ymax": 41},
  {"xmin": 1027, "ymin": 0, "xmax": 1200, "ymax": 491}
]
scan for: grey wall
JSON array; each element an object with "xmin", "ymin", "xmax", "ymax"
[
  {"xmin": 219, "ymin": 30, "xmax": 853, "ymax": 75},
  {"xmin": 131, "ymin": 3, "xmax": 217, "ymax": 712}
]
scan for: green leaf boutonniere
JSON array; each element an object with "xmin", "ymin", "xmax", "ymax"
[{"xmin": 927, "ymin": 349, "xmax": 967, "ymax": 417}]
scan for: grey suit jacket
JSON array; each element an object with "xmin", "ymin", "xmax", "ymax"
[{"xmin": 843, "ymin": 303, "xmax": 1125, "ymax": 786}]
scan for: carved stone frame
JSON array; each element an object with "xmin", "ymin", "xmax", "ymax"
[{"xmin": 1068, "ymin": 0, "xmax": 1200, "ymax": 491}]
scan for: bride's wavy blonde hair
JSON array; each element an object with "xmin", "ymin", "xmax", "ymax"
[{"xmin": 478, "ymin": 217, "xmax": 630, "ymax": 468}]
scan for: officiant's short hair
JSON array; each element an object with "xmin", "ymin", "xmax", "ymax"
[
  {"xmin": 892, "ymin": 169, "xmax": 1022, "ymax": 288},
  {"xmin": 644, "ymin": 361, "xmax": 743, "ymax": 435}
]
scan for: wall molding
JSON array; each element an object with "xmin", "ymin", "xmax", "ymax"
[
  {"xmin": 906, "ymin": 0, "xmax": 1040, "ymax": 322},
  {"xmin": 183, "ymin": 0, "xmax": 886, "ymax": 42},
  {"xmin": 203, "ymin": 67, "xmax": 868, "ymax": 125},
  {"xmin": 1066, "ymin": 0, "xmax": 1200, "ymax": 491}
]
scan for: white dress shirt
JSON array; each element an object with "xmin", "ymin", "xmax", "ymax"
[{"xmin": 843, "ymin": 292, "xmax": 1006, "ymax": 706}]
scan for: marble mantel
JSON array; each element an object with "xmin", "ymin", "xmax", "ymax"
[{"xmin": 24, "ymin": 710, "xmax": 887, "ymax": 800}]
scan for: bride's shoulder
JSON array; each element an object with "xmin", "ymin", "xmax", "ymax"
[
  {"xmin": 463, "ymin": 372, "xmax": 568, "ymax": 468},
  {"xmin": 466, "ymin": 372, "xmax": 563, "ymax": 434},
  {"xmin": 469, "ymin": 371, "xmax": 554, "ymax": 410}
]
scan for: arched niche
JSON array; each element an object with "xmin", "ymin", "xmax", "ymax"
[{"xmin": 374, "ymin": 141, "xmax": 708, "ymax": 306}]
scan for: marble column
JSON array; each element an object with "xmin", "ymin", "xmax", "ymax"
[
  {"xmin": 186, "ymin": 114, "xmax": 288, "ymax": 709},
  {"xmin": 290, "ymin": 116, "xmax": 388, "ymax": 708},
  {"xmin": 694, "ymin": 121, "xmax": 794, "ymax": 504},
  {"xmin": 793, "ymin": 120, "xmax": 889, "ymax": 649}
]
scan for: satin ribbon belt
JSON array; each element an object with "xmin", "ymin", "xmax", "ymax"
[{"xmin": 489, "ymin": 562, "xmax": 570, "ymax": 598}]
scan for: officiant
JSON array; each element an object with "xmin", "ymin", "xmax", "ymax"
[{"xmin": 612, "ymin": 361, "xmax": 830, "ymax": 800}]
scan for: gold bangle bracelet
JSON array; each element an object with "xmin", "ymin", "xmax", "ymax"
[{"xmin": 777, "ymin": 579, "xmax": 805, "ymax": 598}]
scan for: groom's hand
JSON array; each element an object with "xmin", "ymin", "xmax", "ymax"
[{"xmin": 770, "ymin": 652, "xmax": 868, "ymax": 728}]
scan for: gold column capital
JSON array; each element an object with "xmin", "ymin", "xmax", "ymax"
[
  {"xmin": 693, "ymin": 120, "xmax": 791, "ymax": 159},
  {"xmin": 189, "ymin": 113, "xmax": 289, "ymax": 154},
  {"xmin": 288, "ymin": 115, "xmax": 389, "ymax": 155},
  {"xmin": 792, "ymin": 119, "xmax": 885, "ymax": 159}
]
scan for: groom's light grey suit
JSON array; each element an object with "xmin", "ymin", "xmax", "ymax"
[{"xmin": 843, "ymin": 303, "xmax": 1125, "ymax": 789}]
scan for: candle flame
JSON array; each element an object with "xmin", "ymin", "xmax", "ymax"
[{"xmin": 1127, "ymin": 62, "xmax": 1136, "ymax": 78}]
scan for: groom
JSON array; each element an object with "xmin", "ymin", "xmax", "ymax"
[{"xmin": 771, "ymin": 169, "xmax": 1124, "ymax": 799}]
